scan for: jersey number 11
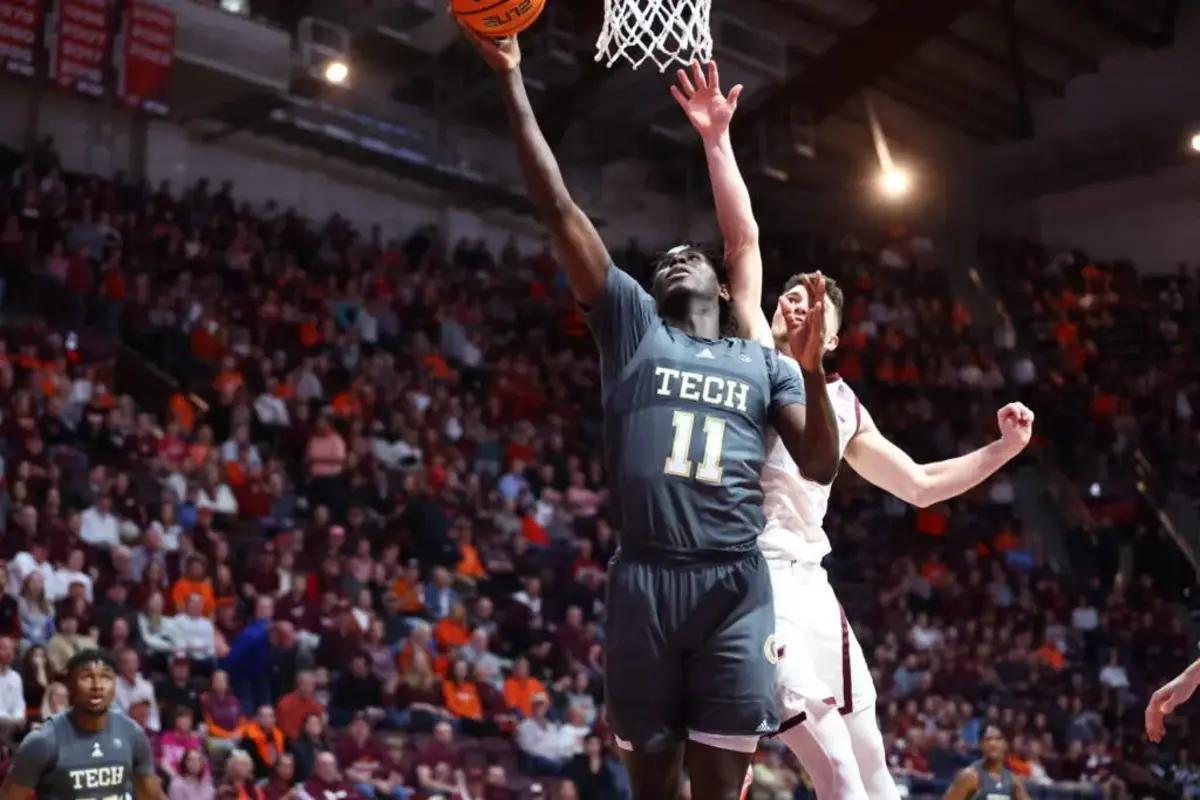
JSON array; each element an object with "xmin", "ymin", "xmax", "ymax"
[{"xmin": 664, "ymin": 410, "xmax": 727, "ymax": 484}]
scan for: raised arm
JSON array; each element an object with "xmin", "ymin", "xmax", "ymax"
[
  {"xmin": 672, "ymin": 61, "xmax": 772, "ymax": 347},
  {"xmin": 772, "ymin": 275, "xmax": 839, "ymax": 484},
  {"xmin": 845, "ymin": 402, "xmax": 1034, "ymax": 508},
  {"xmin": 456, "ymin": 25, "xmax": 609, "ymax": 306},
  {"xmin": 1146, "ymin": 657, "xmax": 1200, "ymax": 742}
]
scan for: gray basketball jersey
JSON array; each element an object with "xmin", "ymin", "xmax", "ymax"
[
  {"xmin": 971, "ymin": 761, "xmax": 1016, "ymax": 800},
  {"xmin": 586, "ymin": 266, "xmax": 806, "ymax": 555},
  {"xmin": 8, "ymin": 711, "xmax": 153, "ymax": 800}
]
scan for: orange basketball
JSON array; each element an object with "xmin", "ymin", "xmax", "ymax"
[{"xmin": 452, "ymin": 0, "xmax": 547, "ymax": 37}]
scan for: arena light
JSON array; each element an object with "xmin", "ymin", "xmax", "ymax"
[
  {"xmin": 323, "ymin": 60, "xmax": 350, "ymax": 86},
  {"xmin": 1191, "ymin": 132, "xmax": 1200, "ymax": 153},
  {"xmin": 878, "ymin": 166, "xmax": 912, "ymax": 199}
]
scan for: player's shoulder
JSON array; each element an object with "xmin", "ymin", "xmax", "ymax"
[
  {"xmin": 15, "ymin": 713, "xmax": 59, "ymax": 757},
  {"xmin": 108, "ymin": 710, "xmax": 147, "ymax": 739}
]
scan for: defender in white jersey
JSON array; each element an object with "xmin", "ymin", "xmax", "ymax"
[{"xmin": 672, "ymin": 62, "xmax": 1036, "ymax": 800}]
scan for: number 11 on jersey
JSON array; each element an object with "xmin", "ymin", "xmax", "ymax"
[{"xmin": 664, "ymin": 410, "xmax": 727, "ymax": 484}]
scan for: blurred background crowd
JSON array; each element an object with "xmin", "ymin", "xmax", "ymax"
[{"xmin": 0, "ymin": 136, "xmax": 1197, "ymax": 800}]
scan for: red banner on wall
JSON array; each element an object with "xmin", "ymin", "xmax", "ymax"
[
  {"xmin": 0, "ymin": 0, "xmax": 42, "ymax": 77},
  {"xmin": 119, "ymin": 0, "xmax": 173, "ymax": 114},
  {"xmin": 53, "ymin": 0, "xmax": 111, "ymax": 97}
]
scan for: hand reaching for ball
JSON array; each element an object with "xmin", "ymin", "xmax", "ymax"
[
  {"xmin": 449, "ymin": 5, "xmax": 522, "ymax": 73},
  {"xmin": 997, "ymin": 402, "xmax": 1035, "ymax": 452}
]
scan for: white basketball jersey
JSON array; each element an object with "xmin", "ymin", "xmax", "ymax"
[{"xmin": 758, "ymin": 366, "xmax": 862, "ymax": 564}]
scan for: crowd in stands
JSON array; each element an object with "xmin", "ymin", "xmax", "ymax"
[{"xmin": 0, "ymin": 137, "xmax": 1196, "ymax": 800}]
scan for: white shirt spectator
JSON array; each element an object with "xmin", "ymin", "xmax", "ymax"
[
  {"xmin": 115, "ymin": 673, "xmax": 160, "ymax": 731},
  {"xmin": 295, "ymin": 370, "xmax": 323, "ymax": 403},
  {"xmin": 460, "ymin": 339, "xmax": 482, "ymax": 369},
  {"xmin": 148, "ymin": 519, "xmax": 183, "ymax": 552},
  {"xmin": 879, "ymin": 248, "xmax": 905, "ymax": 269},
  {"xmin": 49, "ymin": 567, "xmax": 94, "ymax": 603},
  {"xmin": 139, "ymin": 614, "xmax": 178, "ymax": 656},
  {"xmin": 9, "ymin": 552, "xmax": 56, "ymax": 598},
  {"xmin": 958, "ymin": 364, "xmax": 983, "ymax": 387},
  {"xmin": 220, "ymin": 439, "xmax": 262, "ymax": 468},
  {"xmin": 408, "ymin": 389, "xmax": 431, "ymax": 414},
  {"xmin": 0, "ymin": 665, "xmax": 25, "ymax": 725},
  {"xmin": 1071, "ymin": 604, "xmax": 1099, "ymax": 632},
  {"xmin": 161, "ymin": 471, "xmax": 187, "ymax": 504},
  {"xmin": 173, "ymin": 613, "xmax": 217, "ymax": 661},
  {"xmin": 81, "ymin": 505, "xmax": 120, "ymax": 549},
  {"xmin": 371, "ymin": 437, "xmax": 422, "ymax": 471},
  {"xmin": 356, "ymin": 308, "xmax": 379, "ymax": 344},
  {"xmin": 196, "ymin": 485, "xmax": 238, "ymax": 516},
  {"xmin": 1012, "ymin": 356, "xmax": 1037, "ymax": 386},
  {"xmin": 254, "ymin": 393, "xmax": 291, "ymax": 427},
  {"xmin": 988, "ymin": 475, "xmax": 1016, "ymax": 505},
  {"xmin": 910, "ymin": 622, "xmax": 944, "ymax": 651},
  {"xmin": 1099, "ymin": 663, "xmax": 1130, "ymax": 690},
  {"xmin": 515, "ymin": 717, "xmax": 575, "ymax": 763}
]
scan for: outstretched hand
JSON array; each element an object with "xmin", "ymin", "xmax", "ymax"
[
  {"xmin": 1146, "ymin": 670, "xmax": 1198, "ymax": 743},
  {"xmin": 781, "ymin": 273, "xmax": 827, "ymax": 374},
  {"xmin": 449, "ymin": 5, "xmax": 521, "ymax": 73},
  {"xmin": 670, "ymin": 60, "xmax": 744, "ymax": 143}
]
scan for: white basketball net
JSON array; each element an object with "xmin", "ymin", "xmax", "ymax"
[{"xmin": 594, "ymin": 0, "xmax": 713, "ymax": 73}]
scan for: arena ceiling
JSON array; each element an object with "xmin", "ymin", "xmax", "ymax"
[{"xmin": 191, "ymin": 0, "xmax": 1186, "ymax": 210}]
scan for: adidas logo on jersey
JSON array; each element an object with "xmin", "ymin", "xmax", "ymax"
[
  {"xmin": 755, "ymin": 718, "xmax": 774, "ymax": 733},
  {"xmin": 91, "ymin": 741, "xmax": 103, "ymax": 758},
  {"xmin": 697, "ymin": 347, "xmax": 715, "ymax": 360}
]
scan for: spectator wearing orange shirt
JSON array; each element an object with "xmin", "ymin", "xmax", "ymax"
[
  {"xmin": 433, "ymin": 602, "xmax": 471, "ymax": 652},
  {"xmin": 390, "ymin": 561, "xmax": 426, "ymax": 616},
  {"xmin": 454, "ymin": 525, "xmax": 487, "ymax": 585},
  {"xmin": 172, "ymin": 556, "xmax": 216, "ymax": 617},
  {"xmin": 442, "ymin": 659, "xmax": 487, "ymax": 736},
  {"xmin": 275, "ymin": 670, "xmax": 325, "ymax": 741},
  {"xmin": 502, "ymin": 657, "xmax": 546, "ymax": 718},
  {"xmin": 1035, "ymin": 637, "xmax": 1065, "ymax": 671}
]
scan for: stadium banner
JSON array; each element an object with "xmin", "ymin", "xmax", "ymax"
[
  {"xmin": 117, "ymin": 0, "xmax": 174, "ymax": 114},
  {"xmin": 0, "ymin": 0, "xmax": 42, "ymax": 77},
  {"xmin": 51, "ymin": 0, "xmax": 112, "ymax": 97}
]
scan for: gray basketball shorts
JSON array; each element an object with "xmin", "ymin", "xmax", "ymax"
[{"xmin": 603, "ymin": 547, "xmax": 781, "ymax": 753}]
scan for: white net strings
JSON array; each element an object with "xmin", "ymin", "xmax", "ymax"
[{"xmin": 594, "ymin": 0, "xmax": 713, "ymax": 72}]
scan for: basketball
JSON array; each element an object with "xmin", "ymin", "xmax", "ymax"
[{"xmin": 452, "ymin": 0, "xmax": 547, "ymax": 37}]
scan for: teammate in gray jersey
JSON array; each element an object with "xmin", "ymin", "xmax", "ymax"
[
  {"xmin": 0, "ymin": 649, "xmax": 165, "ymax": 800},
  {"xmin": 456, "ymin": 20, "xmax": 841, "ymax": 800},
  {"xmin": 943, "ymin": 726, "xmax": 1030, "ymax": 800}
]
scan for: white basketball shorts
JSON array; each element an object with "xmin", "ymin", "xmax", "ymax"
[{"xmin": 767, "ymin": 558, "xmax": 877, "ymax": 730}]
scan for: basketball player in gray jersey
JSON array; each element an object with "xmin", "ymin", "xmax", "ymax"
[
  {"xmin": 0, "ymin": 649, "xmax": 165, "ymax": 800},
  {"xmin": 943, "ymin": 726, "xmax": 1030, "ymax": 800},
  {"xmin": 456, "ymin": 18, "xmax": 841, "ymax": 800}
]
